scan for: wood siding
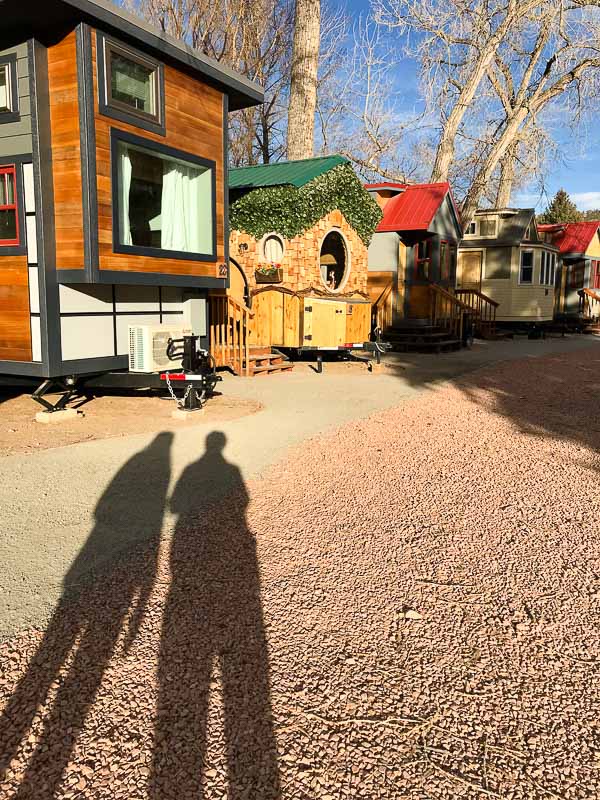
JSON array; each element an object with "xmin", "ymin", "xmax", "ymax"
[
  {"xmin": 91, "ymin": 31, "xmax": 225, "ymax": 278},
  {"xmin": 0, "ymin": 256, "xmax": 32, "ymax": 361},
  {"xmin": 48, "ymin": 31, "xmax": 86, "ymax": 270}
]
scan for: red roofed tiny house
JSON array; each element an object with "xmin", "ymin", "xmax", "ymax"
[
  {"xmin": 538, "ymin": 221, "xmax": 600, "ymax": 323},
  {"xmin": 366, "ymin": 182, "xmax": 474, "ymax": 349}
]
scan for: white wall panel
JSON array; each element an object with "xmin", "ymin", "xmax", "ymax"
[
  {"xmin": 26, "ymin": 216, "xmax": 37, "ymax": 264},
  {"xmin": 61, "ymin": 316, "xmax": 114, "ymax": 360},
  {"xmin": 59, "ymin": 284, "xmax": 113, "ymax": 313},
  {"xmin": 115, "ymin": 285, "xmax": 160, "ymax": 312},
  {"xmin": 115, "ymin": 313, "xmax": 165, "ymax": 355},
  {"xmin": 160, "ymin": 286, "xmax": 184, "ymax": 311},
  {"xmin": 28, "ymin": 267, "xmax": 39, "ymax": 313},
  {"xmin": 30, "ymin": 315, "xmax": 42, "ymax": 362},
  {"xmin": 23, "ymin": 162, "xmax": 35, "ymax": 213}
]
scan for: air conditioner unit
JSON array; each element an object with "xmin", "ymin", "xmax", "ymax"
[{"xmin": 128, "ymin": 324, "xmax": 185, "ymax": 373}]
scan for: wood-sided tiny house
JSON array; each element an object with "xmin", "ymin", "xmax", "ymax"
[
  {"xmin": 538, "ymin": 221, "xmax": 600, "ymax": 324},
  {"xmin": 0, "ymin": 0, "xmax": 262, "ymax": 386},
  {"xmin": 224, "ymin": 156, "xmax": 382, "ymax": 363}
]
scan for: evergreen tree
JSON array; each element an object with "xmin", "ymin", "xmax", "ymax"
[{"xmin": 538, "ymin": 189, "xmax": 584, "ymax": 224}]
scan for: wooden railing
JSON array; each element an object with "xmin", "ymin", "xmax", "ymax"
[
  {"xmin": 209, "ymin": 293, "xmax": 254, "ymax": 376},
  {"xmin": 429, "ymin": 284, "xmax": 471, "ymax": 341},
  {"xmin": 373, "ymin": 280, "xmax": 395, "ymax": 333},
  {"xmin": 579, "ymin": 287, "xmax": 600, "ymax": 320},
  {"xmin": 455, "ymin": 288, "xmax": 499, "ymax": 337}
]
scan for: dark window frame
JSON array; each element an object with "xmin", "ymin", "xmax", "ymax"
[
  {"xmin": 0, "ymin": 164, "xmax": 21, "ymax": 247},
  {"xmin": 570, "ymin": 261, "xmax": 585, "ymax": 289},
  {"xmin": 414, "ymin": 238, "xmax": 432, "ymax": 281},
  {"xmin": 593, "ymin": 260, "xmax": 600, "ymax": 290},
  {"xmin": 519, "ymin": 249, "xmax": 534, "ymax": 285},
  {"xmin": 0, "ymin": 54, "xmax": 21, "ymax": 125},
  {"xmin": 97, "ymin": 31, "xmax": 166, "ymax": 136},
  {"xmin": 110, "ymin": 128, "xmax": 217, "ymax": 263}
]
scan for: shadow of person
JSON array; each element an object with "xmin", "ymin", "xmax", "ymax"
[
  {"xmin": 0, "ymin": 431, "xmax": 173, "ymax": 799},
  {"xmin": 152, "ymin": 431, "xmax": 280, "ymax": 799}
]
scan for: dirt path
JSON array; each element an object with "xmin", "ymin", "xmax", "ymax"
[{"xmin": 1, "ymin": 348, "xmax": 600, "ymax": 798}]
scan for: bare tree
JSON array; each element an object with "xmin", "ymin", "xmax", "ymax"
[
  {"xmin": 287, "ymin": 0, "xmax": 321, "ymax": 160},
  {"xmin": 375, "ymin": 0, "xmax": 600, "ymax": 224}
]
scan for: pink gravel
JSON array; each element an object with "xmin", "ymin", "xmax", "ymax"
[{"xmin": 1, "ymin": 348, "xmax": 600, "ymax": 799}]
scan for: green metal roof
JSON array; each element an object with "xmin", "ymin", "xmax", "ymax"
[{"xmin": 229, "ymin": 155, "xmax": 348, "ymax": 190}]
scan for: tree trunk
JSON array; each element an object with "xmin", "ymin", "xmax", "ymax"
[
  {"xmin": 495, "ymin": 144, "xmax": 517, "ymax": 207},
  {"xmin": 287, "ymin": 0, "xmax": 321, "ymax": 161}
]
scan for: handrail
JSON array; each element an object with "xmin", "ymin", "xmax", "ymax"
[
  {"xmin": 455, "ymin": 288, "xmax": 500, "ymax": 308},
  {"xmin": 429, "ymin": 283, "xmax": 472, "ymax": 312},
  {"xmin": 580, "ymin": 287, "xmax": 600, "ymax": 303},
  {"xmin": 373, "ymin": 279, "xmax": 395, "ymax": 332},
  {"xmin": 428, "ymin": 283, "xmax": 469, "ymax": 341},
  {"xmin": 209, "ymin": 294, "xmax": 253, "ymax": 376}
]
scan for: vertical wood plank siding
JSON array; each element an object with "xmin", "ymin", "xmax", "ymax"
[
  {"xmin": 47, "ymin": 31, "xmax": 86, "ymax": 270},
  {"xmin": 91, "ymin": 32, "xmax": 225, "ymax": 278},
  {"xmin": 0, "ymin": 256, "xmax": 32, "ymax": 360}
]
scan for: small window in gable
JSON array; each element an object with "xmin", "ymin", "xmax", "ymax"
[
  {"xmin": 479, "ymin": 218, "xmax": 497, "ymax": 237},
  {"xmin": 262, "ymin": 233, "xmax": 285, "ymax": 264},
  {"xmin": 466, "ymin": 221, "xmax": 477, "ymax": 235}
]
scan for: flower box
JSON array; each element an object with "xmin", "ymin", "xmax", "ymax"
[{"xmin": 255, "ymin": 266, "xmax": 283, "ymax": 284}]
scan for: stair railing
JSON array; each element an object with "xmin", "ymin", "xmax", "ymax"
[
  {"xmin": 373, "ymin": 279, "xmax": 395, "ymax": 333},
  {"xmin": 579, "ymin": 287, "xmax": 600, "ymax": 320},
  {"xmin": 209, "ymin": 293, "xmax": 254, "ymax": 376},
  {"xmin": 455, "ymin": 288, "xmax": 499, "ymax": 336},
  {"xmin": 428, "ymin": 284, "xmax": 472, "ymax": 341}
]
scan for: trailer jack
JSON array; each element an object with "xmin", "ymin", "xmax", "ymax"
[{"xmin": 31, "ymin": 377, "xmax": 79, "ymax": 413}]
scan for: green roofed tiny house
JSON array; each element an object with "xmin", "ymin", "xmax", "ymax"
[{"xmin": 212, "ymin": 156, "xmax": 383, "ymax": 375}]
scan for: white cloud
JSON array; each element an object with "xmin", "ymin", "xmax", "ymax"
[{"xmin": 569, "ymin": 192, "xmax": 600, "ymax": 210}]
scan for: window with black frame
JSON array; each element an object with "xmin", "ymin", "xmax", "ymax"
[
  {"xmin": 0, "ymin": 56, "xmax": 19, "ymax": 123},
  {"xmin": 519, "ymin": 250, "xmax": 534, "ymax": 284},
  {"xmin": 114, "ymin": 134, "xmax": 215, "ymax": 259},
  {"xmin": 415, "ymin": 239, "xmax": 432, "ymax": 280}
]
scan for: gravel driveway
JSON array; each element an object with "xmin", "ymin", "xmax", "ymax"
[{"xmin": 1, "ymin": 346, "xmax": 600, "ymax": 799}]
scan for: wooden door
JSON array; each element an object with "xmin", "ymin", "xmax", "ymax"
[
  {"xmin": 458, "ymin": 251, "xmax": 482, "ymax": 289},
  {"xmin": 303, "ymin": 299, "xmax": 345, "ymax": 347}
]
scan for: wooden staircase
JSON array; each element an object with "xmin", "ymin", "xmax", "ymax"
[
  {"xmin": 455, "ymin": 288, "xmax": 499, "ymax": 338},
  {"xmin": 208, "ymin": 294, "xmax": 294, "ymax": 376},
  {"xmin": 383, "ymin": 323, "xmax": 462, "ymax": 353},
  {"xmin": 579, "ymin": 288, "xmax": 600, "ymax": 332}
]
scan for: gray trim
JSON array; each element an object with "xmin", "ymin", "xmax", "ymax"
[
  {"xmin": 222, "ymin": 93, "xmax": 230, "ymax": 287},
  {"xmin": 59, "ymin": 310, "xmax": 183, "ymax": 317},
  {"xmin": 55, "ymin": 269, "xmax": 87, "ymax": 283},
  {"xmin": 29, "ymin": 38, "xmax": 62, "ymax": 373},
  {"xmin": 0, "ymin": 359, "xmax": 47, "ymax": 376},
  {"xmin": 110, "ymin": 127, "xmax": 218, "ymax": 263},
  {"xmin": 0, "ymin": 53, "xmax": 20, "ymax": 124},
  {"xmin": 94, "ymin": 270, "xmax": 226, "ymax": 289},
  {"xmin": 0, "ymin": 0, "xmax": 263, "ymax": 111},
  {"xmin": 0, "ymin": 153, "xmax": 28, "ymax": 255},
  {"xmin": 59, "ymin": 354, "xmax": 128, "ymax": 373},
  {"xmin": 96, "ymin": 30, "xmax": 166, "ymax": 137},
  {"xmin": 76, "ymin": 23, "xmax": 99, "ymax": 279}
]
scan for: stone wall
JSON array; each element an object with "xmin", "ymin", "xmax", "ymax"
[{"xmin": 230, "ymin": 209, "xmax": 369, "ymax": 296}]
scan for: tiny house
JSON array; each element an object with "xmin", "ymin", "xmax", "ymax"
[
  {"xmin": 0, "ymin": 0, "xmax": 262, "ymax": 384},
  {"xmin": 458, "ymin": 209, "xmax": 559, "ymax": 325},
  {"xmin": 366, "ymin": 182, "xmax": 462, "ymax": 323},
  {"xmin": 538, "ymin": 221, "xmax": 600, "ymax": 321},
  {"xmin": 225, "ymin": 156, "xmax": 382, "ymax": 356}
]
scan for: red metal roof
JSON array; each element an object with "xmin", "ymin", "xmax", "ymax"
[
  {"xmin": 364, "ymin": 182, "xmax": 407, "ymax": 191},
  {"xmin": 538, "ymin": 221, "xmax": 600, "ymax": 255},
  {"xmin": 375, "ymin": 182, "xmax": 455, "ymax": 232}
]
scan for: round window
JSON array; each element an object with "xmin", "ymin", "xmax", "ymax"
[
  {"xmin": 320, "ymin": 230, "xmax": 348, "ymax": 291},
  {"xmin": 262, "ymin": 233, "xmax": 285, "ymax": 264}
]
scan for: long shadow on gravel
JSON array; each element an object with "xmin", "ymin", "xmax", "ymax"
[
  {"xmin": 151, "ymin": 431, "xmax": 280, "ymax": 800},
  {"xmin": 0, "ymin": 432, "xmax": 173, "ymax": 799}
]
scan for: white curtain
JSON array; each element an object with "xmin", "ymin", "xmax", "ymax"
[
  {"xmin": 162, "ymin": 164, "xmax": 209, "ymax": 253},
  {"xmin": 120, "ymin": 146, "xmax": 132, "ymax": 246}
]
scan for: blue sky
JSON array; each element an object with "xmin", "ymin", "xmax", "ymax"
[{"xmin": 345, "ymin": 0, "xmax": 600, "ymax": 211}]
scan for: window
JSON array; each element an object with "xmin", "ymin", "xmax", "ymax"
[
  {"xmin": 99, "ymin": 34, "xmax": 164, "ymax": 133},
  {"xmin": 479, "ymin": 218, "xmax": 497, "ymax": 237},
  {"xmin": 519, "ymin": 250, "xmax": 534, "ymax": 284},
  {"xmin": 540, "ymin": 251, "xmax": 556, "ymax": 286},
  {"xmin": 439, "ymin": 240, "xmax": 457, "ymax": 282},
  {"xmin": 415, "ymin": 239, "xmax": 432, "ymax": 280},
  {"xmin": 466, "ymin": 221, "xmax": 477, "ymax": 236},
  {"xmin": 320, "ymin": 230, "xmax": 348, "ymax": 290},
  {"xmin": 570, "ymin": 262, "xmax": 585, "ymax": 289},
  {"xmin": 262, "ymin": 233, "xmax": 284, "ymax": 264},
  {"xmin": 0, "ymin": 165, "xmax": 19, "ymax": 246},
  {"xmin": 0, "ymin": 55, "xmax": 19, "ymax": 123},
  {"xmin": 593, "ymin": 260, "xmax": 600, "ymax": 290},
  {"xmin": 113, "ymin": 132, "xmax": 215, "ymax": 260}
]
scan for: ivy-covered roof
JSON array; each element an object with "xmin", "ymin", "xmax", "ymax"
[
  {"xmin": 229, "ymin": 155, "xmax": 348, "ymax": 190},
  {"xmin": 229, "ymin": 161, "xmax": 383, "ymax": 246}
]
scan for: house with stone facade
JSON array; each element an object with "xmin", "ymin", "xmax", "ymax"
[{"xmin": 222, "ymin": 156, "xmax": 382, "ymax": 365}]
